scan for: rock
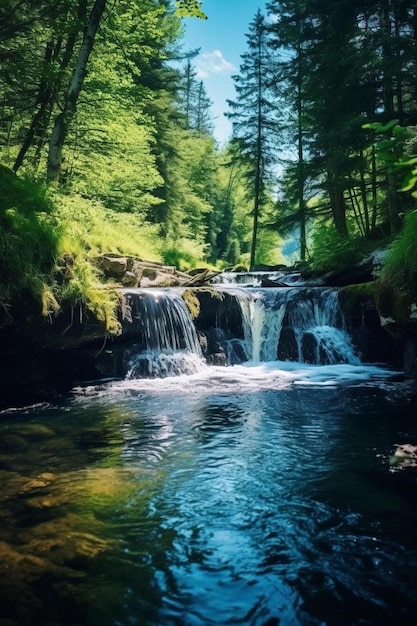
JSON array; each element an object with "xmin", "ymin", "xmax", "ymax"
[
  {"xmin": 121, "ymin": 271, "xmax": 140, "ymax": 287},
  {"xmin": 320, "ymin": 259, "xmax": 374, "ymax": 287},
  {"xmin": 252, "ymin": 264, "xmax": 288, "ymax": 271},
  {"xmin": 390, "ymin": 444, "xmax": 417, "ymax": 468},
  {"xmin": 261, "ymin": 277, "xmax": 287, "ymax": 287},
  {"xmin": 142, "ymin": 267, "xmax": 157, "ymax": 280},
  {"xmin": 98, "ymin": 255, "xmax": 128, "ymax": 278},
  {"xmin": 207, "ymin": 352, "xmax": 227, "ymax": 366},
  {"xmin": 278, "ymin": 326, "xmax": 298, "ymax": 361},
  {"xmin": 140, "ymin": 272, "xmax": 181, "ymax": 287}
]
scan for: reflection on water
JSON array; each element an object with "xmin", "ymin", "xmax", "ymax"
[{"xmin": 1, "ymin": 366, "xmax": 417, "ymax": 625}]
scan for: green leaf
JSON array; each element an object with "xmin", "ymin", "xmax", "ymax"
[
  {"xmin": 364, "ymin": 119, "xmax": 398, "ymax": 133},
  {"xmin": 175, "ymin": 1, "xmax": 207, "ymax": 19},
  {"xmin": 396, "ymin": 156, "xmax": 417, "ymax": 167},
  {"xmin": 400, "ymin": 173, "xmax": 417, "ymax": 192}
]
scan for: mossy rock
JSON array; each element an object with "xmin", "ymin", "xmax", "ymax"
[
  {"xmin": 375, "ymin": 276, "xmax": 417, "ymax": 325},
  {"xmin": 182, "ymin": 289, "xmax": 201, "ymax": 319},
  {"xmin": 339, "ymin": 282, "xmax": 376, "ymax": 314}
]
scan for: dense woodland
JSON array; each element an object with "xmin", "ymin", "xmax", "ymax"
[{"xmin": 1, "ymin": 0, "xmax": 417, "ymax": 331}]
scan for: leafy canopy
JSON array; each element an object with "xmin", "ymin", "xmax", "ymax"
[{"xmin": 175, "ymin": 1, "xmax": 207, "ymax": 20}]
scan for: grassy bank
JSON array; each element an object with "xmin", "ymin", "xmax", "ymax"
[{"xmin": 0, "ymin": 166, "xmax": 208, "ymax": 332}]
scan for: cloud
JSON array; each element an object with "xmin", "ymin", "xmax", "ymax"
[{"xmin": 196, "ymin": 50, "xmax": 235, "ymax": 79}]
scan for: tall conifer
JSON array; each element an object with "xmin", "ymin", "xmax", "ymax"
[{"xmin": 226, "ymin": 10, "xmax": 278, "ymax": 269}]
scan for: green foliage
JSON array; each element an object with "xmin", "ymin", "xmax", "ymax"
[
  {"xmin": 309, "ymin": 222, "xmax": 364, "ymax": 273},
  {"xmin": 364, "ymin": 121, "xmax": 417, "ymax": 200},
  {"xmin": 224, "ymin": 239, "xmax": 241, "ymax": 266},
  {"xmin": 52, "ymin": 192, "xmax": 163, "ymax": 333},
  {"xmin": 161, "ymin": 238, "xmax": 209, "ymax": 272},
  {"xmin": 362, "ymin": 121, "xmax": 412, "ymax": 173},
  {"xmin": 0, "ymin": 0, "xmax": 253, "ymax": 285},
  {"xmin": 0, "ymin": 166, "xmax": 60, "ymax": 321},
  {"xmin": 175, "ymin": 1, "xmax": 207, "ymax": 20},
  {"xmin": 58, "ymin": 258, "xmax": 123, "ymax": 336},
  {"xmin": 0, "ymin": 166, "xmax": 163, "ymax": 332},
  {"xmin": 254, "ymin": 227, "xmax": 286, "ymax": 267},
  {"xmin": 55, "ymin": 193, "xmax": 162, "ymax": 261},
  {"xmin": 379, "ymin": 210, "xmax": 417, "ymax": 295}
]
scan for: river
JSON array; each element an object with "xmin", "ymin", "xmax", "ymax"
[
  {"xmin": 1, "ymin": 284, "xmax": 417, "ymax": 625},
  {"xmin": 1, "ymin": 361, "xmax": 417, "ymax": 625}
]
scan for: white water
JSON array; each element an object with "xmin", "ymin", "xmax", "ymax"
[
  {"xmin": 75, "ymin": 361, "xmax": 400, "ymax": 401},
  {"xmin": 210, "ymin": 270, "xmax": 303, "ymax": 286},
  {"xmin": 219, "ymin": 286, "xmax": 360, "ymax": 366},
  {"xmin": 114, "ymin": 286, "xmax": 399, "ymax": 392},
  {"xmin": 122, "ymin": 289, "xmax": 205, "ymax": 377}
]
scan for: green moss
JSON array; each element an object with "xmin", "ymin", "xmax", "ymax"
[
  {"xmin": 375, "ymin": 276, "xmax": 416, "ymax": 323},
  {"xmin": 182, "ymin": 289, "xmax": 201, "ymax": 319},
  {"xmin": 374, "ymin": 210, "xmax": 417, "ymax": 323},
  {"xmin": 339, "ymin": 282, "xmax": 375, "ymax": 313}
]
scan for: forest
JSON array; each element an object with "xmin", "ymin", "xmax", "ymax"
[{"xmin": 1, "ymin": 0, "xmax": 417, "ymax": 332}]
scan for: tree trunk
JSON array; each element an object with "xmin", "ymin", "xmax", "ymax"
[
  {"xmin": 295, "ymin": 21, "xmax": 306, "ymax": 262},
  {"xmin": 249, "ymin": 36, "xmax": 263, "ymax": 271},
  {"xmin": 47, "ymin": 0, "xmax": 107, "ymax": 182},
  {"xmin": 328, "ymin": 178, "xmax": 348, "ymax": 237}
]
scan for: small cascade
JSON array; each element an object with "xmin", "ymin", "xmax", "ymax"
[
  {"xmin": 210, "ymin": 270, "xmax": 302, "ymax": 287},
  {"xmin": 121, "ymin": 289, "xmax": 204, "ymax": 378},
  {"xmin": 220, "ymin": 287, "xmax": 359, "ymax": 366},
  {"xmin": 119, "ymin": 285, "xmax": 360, "ymax": 380}
]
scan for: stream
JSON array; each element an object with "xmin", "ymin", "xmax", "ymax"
[{"xmin": 1, "ymin": 281, "xmax": 417, "ymax": 625}]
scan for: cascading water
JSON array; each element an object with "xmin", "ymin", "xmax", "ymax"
[
  {"xmin": 120, "ymin": 284, "xmax": 359, "ymax": 381},
  {"xmin": 212, "ymin": 286, "xmax": 360, "ymax": 366},
  {"xmin": 210, "ymin": 270, "xmax": 302, "ymax": 286},
  {"xmin": 121, "ymin": 289, "xmax": 204, "ymax": 378}
]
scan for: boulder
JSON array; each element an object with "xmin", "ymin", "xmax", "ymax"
[{"xmin": 98, "ymin": 255, "xmax": 128, "ymax": 278}]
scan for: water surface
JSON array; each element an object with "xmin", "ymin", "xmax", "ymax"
[{"xmin": 1, "ymin": 363, "xmax": 417, "ymax": 625}]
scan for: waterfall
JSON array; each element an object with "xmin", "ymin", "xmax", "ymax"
[
  {"xmin": 121, "ymin": 289, "xmax": 204, "ymax": 378},
  {"xmin": 119, "ymin": 285, "xmax": 359, "ymax": 381},
  {"xmin": 220, "ymin": 287, "xmax": 359, "ymax": 366},
  {"xmin": 210, "ymin": 270, "xmax": 302, "ymax": 287}
]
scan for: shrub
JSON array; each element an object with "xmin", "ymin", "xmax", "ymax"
[
  {"xmin": 309, "ymin": 222, "xmax": 364, "ymax": 273},
  {"xmin": 161, "ymin": 238, "xmax": 209, "ymax": 272},
  {"xmin": 375, "ymin": 210, "xmax": 417, "ymax": 322}
]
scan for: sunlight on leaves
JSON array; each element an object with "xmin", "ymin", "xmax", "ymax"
[{"xmin": 175, "ymin": 0, "xmax": 207, "ymax": 20}]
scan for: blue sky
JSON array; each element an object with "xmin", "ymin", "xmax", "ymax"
[{"xmin": 180, "ymin": 0, "xmax": 267, "ymax": 145}]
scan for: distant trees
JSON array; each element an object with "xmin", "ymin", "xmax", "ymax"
[
  {"xmin": 3, "ymin": 0, "xmax": 416, "ymax": 272},
  {"xmin": 226, "ymin": 10, "xmax": 279, "ymax": 269},
  {"xmin": 179, "ymin": 59, "xmax": 213, "ymax": 134},
  {"xmin": 260, "ymin": 0, "xmax": 417, "ymax": 263},
  {"xmin": 0, "ymin": 0, "xmax": 254, "ymax": 268}
]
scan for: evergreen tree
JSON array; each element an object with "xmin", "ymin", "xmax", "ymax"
[
  {"xmin": 178, "ymin": 59, "xmax": 213, "ymax": 135},
  {"xmin": 267, "ymin": 0, "xmax": 417, "ymax": 249},
  {"xmin": 226, "ymin": 10, "xmax": 279, "ymax": 269},
  {"xmin": 267, "ymin": 0, "xmax": 311, "ymax": 260},
  {"xmin": 192, "ymin": 80, "xmax": 213, "ymax": 135}
]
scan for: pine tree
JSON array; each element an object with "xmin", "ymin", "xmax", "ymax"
[
  {"xmin": 178, "ymin": 59, "xmax": 213, "ymax": 135},
  {"xmin": 192, "ymin": 80, "xmax": 213, "ymax": 136},
  {"xmin": 226, "ymin": 10, "xmax": 279, "ymax": 269},
  {"xmin": 267, "ymin": 0, "xmax": 312, "ymax": 260}
]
